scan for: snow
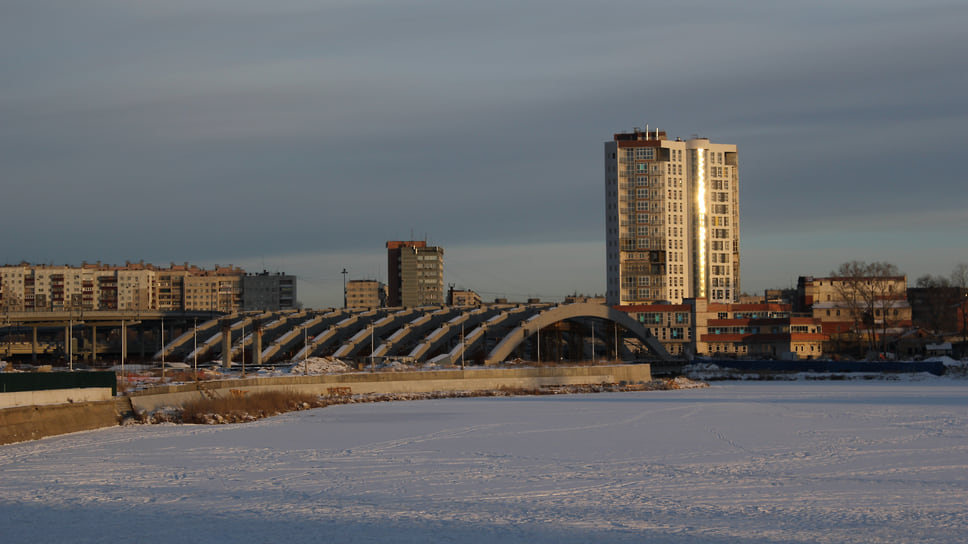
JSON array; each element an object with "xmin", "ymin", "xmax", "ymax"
[
  {"xmin": 287, "ymin": 356, "xmax": 354, "ymax": 375},
  {"xmin": 2, "ymin": 382, "xmax": 967, "ymax": 543}
]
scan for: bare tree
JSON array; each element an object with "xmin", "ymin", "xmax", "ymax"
[
  {"xmin": 913, "ymin": 273, "xmax": 964, "ymax": 336},
  {"xmin": 952, "ymin": 263, "xmax": 968, "ymax": 344},
  {"xmin": 830, "ymin": 261, "xmax": 905, "ymax": 356}
]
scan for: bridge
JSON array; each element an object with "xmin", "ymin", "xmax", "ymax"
[
  {"xmin": 158, "ymin": 302, "xmax": 672, "ymax": 366},
  {"xmin": 1, "ymin": 303, "xmax": 671, "ymax": 365}
]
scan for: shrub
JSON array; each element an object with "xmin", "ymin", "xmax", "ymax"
[{"xmin": 181, "ymin": 390, "xmax": 326, "ymax": 424}]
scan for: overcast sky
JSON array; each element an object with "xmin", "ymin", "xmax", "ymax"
[{"xmin": 2, "ymin": 1, "xmax": 966, "ymax": 308}]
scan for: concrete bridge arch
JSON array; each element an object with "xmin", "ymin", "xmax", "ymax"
[{"xmin": 484, "ymin": 303, "xmax": 670, "ymax": 364}]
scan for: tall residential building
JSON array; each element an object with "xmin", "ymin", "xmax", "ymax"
[
  {"xmin": 386, "ymin": 241, "xmax": 444, "ymax": 307},
  {"xmin": 604, "ymin": 127, "xmax": 740, "ymax": 306}
]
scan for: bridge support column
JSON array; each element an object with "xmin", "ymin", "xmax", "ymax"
[
  {"xmin": 221, "ymin": 320, "xmax": 232, "ymax": 368},
  {"xmin": 91, "ymin": 325, "xmax": 97, "ymax": 363},
  {"xmin": 121, "ymin": 321, "xmax": 126, "ymax": 367},
  {"xmin": 139, "ymin": 325, "xmax": 145, "ymax": 360},
  {"xmin": 32, "ymin": 326, "xmax": 38, "ymax": 364},
  {"xmin": 254, "ymin": 320, "xmax": 263, "ymax": 366}
]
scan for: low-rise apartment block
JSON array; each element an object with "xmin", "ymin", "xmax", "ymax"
[
  {"xmin": 617, "ymin": 299, "xmax": 827, "ymax": 359},
  {"xmin": 346, "ymin": 279, "xmax": 386, "ymax": 309},
  {"xmin": 242, "ymin": 272, "xmax": 297, "ymax": 311},
  {"xmin": 448, "ymin": 287, "xmax": 481, "ymax": 307},
  {"xmin": 796, "ymin": 275, "xmax": 912, "ymax": 338},
  {"xmin": 0, "ymin": 262, "xmax": 295, "ymax": 313}
]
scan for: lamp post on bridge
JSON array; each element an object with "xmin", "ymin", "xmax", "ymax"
[{"xmin": 342, "ymin": 268, "xmax": 348, "ymax": 309}]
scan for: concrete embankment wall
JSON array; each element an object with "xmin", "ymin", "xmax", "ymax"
[
  {"xmin": 0, "ymin": 400, "xmax": 119, "ymax": 446},
  {"xmin": 0, "ymin": 387, "xmax": 114, "ymax": 410},
  {"xmin": 128, "ymin": 365, "xmax": 652, "ymax": 413},
  {"xmin": 0, "ymin": 365, "xmax": 651, "ymax": 445}
]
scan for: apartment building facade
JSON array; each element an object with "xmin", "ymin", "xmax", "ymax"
[
  {"xmin": 617, "ymin": 299, "xmax": 826, "ymax": 359},
  {"xmin": 0, "ymin": 262, "xmax": 293, "ymax": 313},
  {"xmin": 796, "ymin": 275, "xmax": 912, "ymax": 337},
  {"xmin": 604, "ymin": 127, "xmax": 740, "ymax": 306},
  {"xmin": 386, "ymin": 241, "xmax": 444, "ymax": 307},
  {"xmin": 447, "ymin": 287, "xmax": 481, "ymax": 307},
  {"xmin": 346, "ymin": 279, "xmax": 386, "ymax": 309},
  {"xmin": 241, "ymin": 272, "xmax": 297, "ymax": 311}
]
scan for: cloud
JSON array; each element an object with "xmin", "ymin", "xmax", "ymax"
[{"xmin": 2, "ymin": 1, "xmax": 967, "ymax": 306}]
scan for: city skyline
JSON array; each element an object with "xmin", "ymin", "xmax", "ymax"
[{"xmin": 2, "ymin": 2, "xmax": 965, "ymax": 309}]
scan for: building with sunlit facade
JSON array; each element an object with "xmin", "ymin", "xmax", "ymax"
[
  {"xmin": 386, "ymin": 241, "xmax": 445, "ymax": 307},
  {"xmin": 0, "ymin": 261, "xmax": 295, "ymax": 313},
  {"xmin": 604, "ymin": 127, "xmax": 739, "ymax": 306}
]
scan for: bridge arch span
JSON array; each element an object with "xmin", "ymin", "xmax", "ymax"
[{"xmin": 484, "ymin": 303, "xmax": 670, "ymax": 364}]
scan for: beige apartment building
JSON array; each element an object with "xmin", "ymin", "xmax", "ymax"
[
  {"xmin": 796, "ymin": 275, "xmax": 912, "ymax": 337},
  {"xmin": 386, "ymin": 241, "xmax": 444, "ymax": 307},
  {"xmin": 447, "ymin": 287, "xmax": 481, "ymax": 307},
  {"xmin": 0, "ymin": 262, "xmax": 255, "ymax": 313},
  {"xmin": 605, "ymin": 127, "xmax": 740, "ymax": 306},
  {"xmin": 182, "ymin": 268, "xmax": 243, "ymax": 313},
  {"xmin": 346, "ymin": 279, "xmax": 386, "ymax": 309}
]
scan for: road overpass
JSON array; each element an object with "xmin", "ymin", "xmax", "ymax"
[
  {"xmin": 160, "ymin": 302, "xmax": 672, "ymax": 366},
  {"xmin": 2, "ymin": 303, "xmax": 672, "ymax": 366}
]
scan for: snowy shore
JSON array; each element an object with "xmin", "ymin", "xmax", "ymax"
[{"xmin": 2, "ymin": 381, "xmax": 966, "ymax": 543}]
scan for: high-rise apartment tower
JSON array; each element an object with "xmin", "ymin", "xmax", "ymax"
[
  {"xmin": 604, "ymin": 127, "xmax": 739, "ymax": 306},
  {"xmin": 386, "ymin": 241, "xmax": 445, "ymax": 307}
]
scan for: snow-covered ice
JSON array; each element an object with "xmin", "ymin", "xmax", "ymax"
[{"xmin": 2, "ymin": 382, "xmax": 967, "ymax": 543}]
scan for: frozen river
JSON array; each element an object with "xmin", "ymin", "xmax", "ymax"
[{"xmin": 2, "ymin": 381, "xmax": 966, "ymax": 543}]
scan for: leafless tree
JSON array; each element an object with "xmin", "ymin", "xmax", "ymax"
[
  {"xmin": 914, "ymin": 274, "xmax": 954, "ymax": 335},
  {"xmin": 830, "ymin": 261, "xmax": 905, "ymax": 356},
  {"xmin": 952, "ymin": 263, "xmax": 968, "ymax": 343}
]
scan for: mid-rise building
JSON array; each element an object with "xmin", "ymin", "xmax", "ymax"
[
  {"xmin": 346, "ymin": 279, "xmax": 386, "ymax": 309},
  {"xmin": 242, "ymin": 272, "xmax": 298, "ymax": 311},
  {"xmin": 796, "ymin": 275, "xmax": 912, "ymax": 338},
  {"xmin": 604, "ymin": 127, "xmax": 740, "ymax": 306},
  {"xmin": 0, "ymin": 261, "xmax": 291, "ymax": 313},
  {"xmin": 618, "ymin": 299, "xmax": 826, "ymax": 359},
  {"xmin": 386, "ymin": 241, "xmax": 445, "ymax": 307},
  {"xmin": 447, "ymin": 287, "xmax": 481, "ymax": 307}
]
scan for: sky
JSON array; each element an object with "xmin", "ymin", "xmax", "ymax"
[{"xmin": 2, "ymin": 1, "xmax": 966, "ymax": 308}]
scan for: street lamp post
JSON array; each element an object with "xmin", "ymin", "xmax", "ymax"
[
  {"xmin": 193, "ymin": 318, "xmax": 198, "ymax": 379},
  {"xmin": 241, "ymin": 323, "xmax": 245, "ymax": 377},
  {"xmin": 342, "ymin": 268, "xmax": 348, "ymax": 309},
  {"xmin": 161, "ymin": 317, "xmax": 165, "ymax": 381}
]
